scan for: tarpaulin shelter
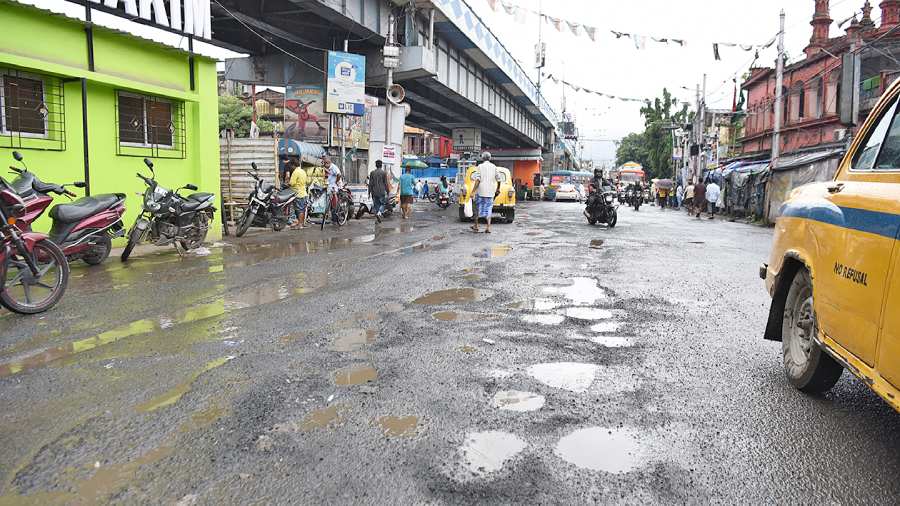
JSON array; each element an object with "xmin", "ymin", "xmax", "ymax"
[
  {"xmin": 764, "ymin": 147, "xmax": 845, "ymax": 222},
  {"xmin": 722, "ymin": 160, "xmax": 769, "ymax": 217}
]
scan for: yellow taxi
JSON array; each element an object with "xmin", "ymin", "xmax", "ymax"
[
  {"xmin": 762, "ymin": 79, "xmax": 900, "ymax": 412},
  {"xmin": 457, "ymin": 164, "xmax": 516, "ymax": 223}
]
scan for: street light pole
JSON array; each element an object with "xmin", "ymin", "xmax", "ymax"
[{"xmin": 771, "ymin": 9, "xmax": 786, "ymax": 164}]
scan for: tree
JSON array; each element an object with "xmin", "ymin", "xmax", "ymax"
[
  {"xmin": 615, "ymin": 132, "xmax": 649, "ymax": 167},
  {"xmin": 638, "ymin": 88, "xmax": 690, "ymax": 179},
  {"xmin": 218, "ymin": 95, "xmax": 252, "ymax": 137}
]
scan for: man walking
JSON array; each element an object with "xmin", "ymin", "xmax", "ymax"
[
  {"xmin": 368, "ymin": 160, "xmax": 391, "ymax": 223},
  {"xmin": 693, "ymin": 178, "xmax": 707, "ymax": 219},
  {"xmin": 470, "ymin": 152, "xmax": 501, "ymax": 234},
  {"xmin": 399, "ymin": 166, "xmax": 416, "ymax": 219},
  {"xmin": 706, "ymin": 179, "xmax": 721, "ymax": 220}
]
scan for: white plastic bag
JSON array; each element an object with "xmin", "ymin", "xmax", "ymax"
[{"xmin": 464, "ymin": 198, "xmax": 474, "ymax": 218}]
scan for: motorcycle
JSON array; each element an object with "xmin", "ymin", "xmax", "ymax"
[
  {"xmin": 628, "ymin": 188, "xmax": 642, "ymax": 211},
  {"xmin": 121, "ymin": 158, "xmax": 216, "ymax": 261},
  {"xmin": 0, "ymin": 175, "xmax": 69, "ymax": 314},
  {"xmin": 304, "ymin": 184, "xmax": 353, "ymax": 229},
  {"xmin": 436, "ymin": 192, "xmax": 451, "ymax": 209},
  {"xmin": 235, "ymin": 162, "xmax": 297, "ymax": 237},
  {"xmin": 354, "ymin": 192, "xmax": 398, "ymax": 220},
  {"xmin": 8, "ymin": 152, "xmax": 126, "ymax": 266},
  {"xmin": 584, "ymin": 188, "xmax": 618, "ymax": 227}
]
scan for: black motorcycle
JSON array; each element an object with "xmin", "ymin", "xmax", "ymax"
[
  {"xmin": 235, "ymin": 162, "xmax": 297, "ymax": 237},
  {"xmin": 584, "ymin": 188, "xmax": 618, "ymax": 227},
  {"xmin": 629, "ymin": 188, "xmax": 642, "ymax": 211},
  {"xmin": 436, "ymin": 191, "xmax": 451, "ymax": 209},
  {"xmin": 121, "ymin": 158, "xmax": 216, "ymax": 261}
]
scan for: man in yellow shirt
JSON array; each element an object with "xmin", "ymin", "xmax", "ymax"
[{"xmin": 287, "ymin": 159, "xmax": 308, "ymax": 229}]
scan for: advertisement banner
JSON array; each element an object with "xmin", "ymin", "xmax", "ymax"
[
  {"xmin": 284, "ymin": 85, "xmax": 328, "ymax": 144},
  {"xmin": 325, "ymin": 51, "xmax": 366, "ymax": 115},
  {"xmin": 330, "ymin": 96, "xmax": 378, "ymax": 150},
  {"xmin": 381, "ymin": 144, "xmax": 400, "ymax": 166}
]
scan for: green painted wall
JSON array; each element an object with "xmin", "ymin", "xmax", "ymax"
[{"xmin": 0, "ymin": 2, "xmax": 221, "ymax": 243}]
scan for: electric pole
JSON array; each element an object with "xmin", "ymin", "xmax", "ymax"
[{"xmin": 772, "ymin": 9, "xmax": 785, "ymax": 164}]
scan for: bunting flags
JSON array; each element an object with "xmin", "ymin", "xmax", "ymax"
[{"xmin": 543, "ymin": 73, "xmax": 649, "ymax": 103}]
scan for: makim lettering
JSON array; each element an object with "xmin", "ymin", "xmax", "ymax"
[
  {"xmin": 833, "ymin": 262, "xmax": 869, "ymax": 287},
  {"xmin": 87, "ymin": 0, "xmax": 212, "ymax": 39}
]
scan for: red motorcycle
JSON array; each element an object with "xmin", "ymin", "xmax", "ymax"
[
  {"xmin": 0, "ymin": 176, "xmax": 69, "ymax": 314},
  {"xmin": 8, "ymin": 152, "xmax": 126, "ymax": 266}
]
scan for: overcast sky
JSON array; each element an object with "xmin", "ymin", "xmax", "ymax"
[{"xmin": 469, "ymin": 0, "xmax": 880, "ymax": 165}]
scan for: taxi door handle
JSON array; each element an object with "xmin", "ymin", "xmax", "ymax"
[{"xmin": 827, "ymin": 183, "xmax": 845, "ymax": 194}]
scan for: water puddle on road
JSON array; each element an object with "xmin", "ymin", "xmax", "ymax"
[
  {"xmin": 136, "ymin": 356, "xmax": 235, "ymax": 413},
  {"xmin": 376, "ymin": 416, "xmax": 419, "ymax": 437},
  {"xmin": 563, "ymin": 307, "xmax": 614, "ymax": 321},
  {"xmin": 543, "ymin": 278, "xmax": 607, "ymax": 305},
  {"xmin": 491, "ymin": 390, "xmax": 545, "ymax": 412},
  {"xmin": 431, "ymin": 311, "xmax": 499, "ymax": 322},
  {"xmin": 412, "ymin": 288, "xmax": 494, "ymax": 305},
  {"xmin": 554, "ymin": 427, "xmax": 643, "ymax": 473},
  {"xmin": 473, "ymin": 245, "xmax": 512, "ymax": 258},
  {"xmin": 521, "ymin": 314, "xmax": 565, "ymax": 325},
  {"xmin": 460, "ymin": 345, "xmax": 476, "ymax": 353},
  {"xmin": 589, "ymin": 335, "xmax": 633, "ymax": 348},
  {"xmin": 333, "ymin": 363, "xmax": 378, "ymax": 386},
  {"xmin": 590, "ymin": 321, "xmax": 624, "ymax": 333},
  {"xmin": 527, "ymin": 362, "xmax": 599, "ymax": 393},
  {"xmin": 459, "ymin": 431, "xmax": 527, "ymax": 477},
  {"xmin": 180, "ymin": 404, "xmax": 228, "ymax": 432},
  {"xmin": 506, "ymin": 298, "xmax": 559, "ymax": 311},
  {"xmin": 225, "ymin": 272, "xmax": 327, "ymax": 310},
  {"xmin": 290, "ymin": 405, "xmax": 348, "ymax": 432},
  {"xmin": 331, "ymin": 329, "xmax": 377, "ymax": 352},
  {"xmin": 589, "ymin": 239, "xmax": 605, "ymax": 249},
  {"xmin": 462, "ymin": 273, "xmax": 483, "ymax": 282}
]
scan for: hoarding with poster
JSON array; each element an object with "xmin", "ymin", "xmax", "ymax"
[
  {"xmin": 330, "ymin": 96, "xmax": 378, "ymax": 150},
  {"xmin": 284, "ymin": 85, "xmax": 328, "ymax": 144},
  {"xmin": 325, "ymin": 51, "xmax": 366, "ymax": 115}
]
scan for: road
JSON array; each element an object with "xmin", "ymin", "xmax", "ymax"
[{"xmin": 1, "ymin": 200, "xmax": 898, "ymax": 505}]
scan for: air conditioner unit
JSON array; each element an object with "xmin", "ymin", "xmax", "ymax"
[{"xmin": 833, "ymin": 128, "xmax": 848, "ymax": 142}]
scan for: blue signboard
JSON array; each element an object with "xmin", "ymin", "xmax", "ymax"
[{"xmin": 325, "ymin": 51, "xmax": 366, "ymax": 116}]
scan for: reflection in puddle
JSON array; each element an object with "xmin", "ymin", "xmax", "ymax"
[
  {"xmin": 590, "ymin": 321, "xmax": 623, "ymax": 333},
  {"xmin": 376, "ymin": 416, "xmax": 418, "ymax": 437},
  {"xmin": 473, "ymin": 245, "xmax": 512, "ymax": 258},
  {"xmin": 137, "ymin": 356, "xmax": 235, "ymax": 412},
  {"xmin": 563, "ymin": 307, "xmax": 613, "ymax": 320},
  {"xmin": 527, "ymin": 362, "xmax": 599, "ymax": 393},
  {"xmin": 543, "ymin": 278, "xmax": 607, "ymax": 305},
  {"xmin": 225, "ymin": 272, "xmax": 327, "ymax": 310},
  {"xmin": 333, "ymin": 363, "xmax": 378, "ymax": 385},
  {"xmin": 412, "ymin": 288, "xmax": 494, "ymax": 305},
  {"xmin": 521, "ymin": 314, "xmax": 565, "ymax": 325},
  {"xmin": 555, "ymin": 427, "xmax": 643, "ymax": 473},
  {"xmin": 506, "ymin": 298, "xmax": 558, "ymax": 311},
  {"xmin": 331, "ymin": 329, "xmax": 377, "ymax": 352},
  {"xmin": 589, "ymin": 335, "xmax": 632, "ymax": 348},
  {"xmin": 491, "ymin": 390, "xmax": 545, "ymax": 412},
  {"xmin": 459, "ymin": 431, "xmax": 527, "ymax": 477}
]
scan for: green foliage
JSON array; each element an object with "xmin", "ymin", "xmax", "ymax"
[
  {"xmin": 615, "ymin": 88, "xmax": 691, "ymax": 180},
  {"xmin": 257, "ymin": 119, "xmax": 283, "ymax": 135},
  {"xmin": 218, "ymin": 95, "xmax": 252, "ymax": 137},
  {"xmin": 615, "ymin": 132, "xmax": 649, "ymax": 168}
]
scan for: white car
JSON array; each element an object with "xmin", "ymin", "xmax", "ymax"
[{"xmin": 554, "ymin": 183, "xmax": 581, "ymax": 202}]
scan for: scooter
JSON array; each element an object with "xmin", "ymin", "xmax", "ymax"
[
  {"xmin": 8, "ymin": 152, "xmax": 126, "ymax": 265},
  {"xmin": 235, "ymin": 162, "xmax": 297, "ymax": 237}
]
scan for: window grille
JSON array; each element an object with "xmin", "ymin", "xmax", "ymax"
[
  {"xmin": 0, "ymin": 68, "xmax": 65, "ymax": 151},
  {"xmin": 115, "ymin": 91, "xmax": 185, "ymax": 158}
]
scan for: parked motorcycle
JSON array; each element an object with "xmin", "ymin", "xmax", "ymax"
[
  {"xmin": 0, "ymin": 175, "xmax": 69, "ymax": 314},
  {"xmin": 8, "ymin": 152, "xmax": 126, "ymax": 265},
  {"xmin": 584, "ymin": 189, "xmax": 618, "ymax": 227},
  {"xmin": 235, "ymin": 162, "xmax": 297, "ymax": 237},
  {"xmin": 121, "ymin": 158, "xmax": 215, "ymax": 261},
  {"xmin": 354, "ymin": 193, "xmax": 398, "ymax": 220}
]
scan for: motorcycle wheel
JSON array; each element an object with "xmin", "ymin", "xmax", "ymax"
[
  {"xmin": 607, "ymin": 210, "xmax": 618, "ymax": 228},
  {"xmin": 0, "ymin": 238, "xmax": 69, "ymax": 314},
  {"xmin": 236, "ymin": 209, "xmax": 255, "ymax": 237},
  {"xmin": 337, "ymin": 200, "xmax": 350, "ymax": 226},
  {"xmin": 82, "ymin": 234, "xmax": 111, "ymax": 266}
]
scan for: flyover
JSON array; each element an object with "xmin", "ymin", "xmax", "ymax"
[{"xmin": 212, "ymin": 0, "xmax": 559, "ymax": 151}]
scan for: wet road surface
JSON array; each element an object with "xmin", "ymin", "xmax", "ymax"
[{"xmin": 1, "ymin": 201, "xmax": 899, "ymax": 504}]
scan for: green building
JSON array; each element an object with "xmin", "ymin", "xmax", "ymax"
[{"xmin": 0, "ymin": 0, "xmax": 222, "ymax": 242}]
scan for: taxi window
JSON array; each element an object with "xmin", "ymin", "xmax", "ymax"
[{"xmin": 852, "ymin": 98, "xmax": 900, "ymax": 171}]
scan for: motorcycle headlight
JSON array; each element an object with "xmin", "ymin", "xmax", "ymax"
[{"xmin": 256, "ymin": 189, "xmax": 268, "ymax": 200}]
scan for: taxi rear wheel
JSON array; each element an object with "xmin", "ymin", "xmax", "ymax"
[{"xmin": 781, "ymin": 268, "xmax": 843, "ymax": 393}]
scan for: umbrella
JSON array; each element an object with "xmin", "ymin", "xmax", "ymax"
[
  {"xmin": 655, "ymin": 179, "xmax": 675, "ymax": 190},
  {"xmin": 402, "ymin": 157, "xmax": 428, "ymax": 169}
]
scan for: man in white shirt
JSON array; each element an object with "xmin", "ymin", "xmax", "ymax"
[
  {"xmin": 705, "ymin": 180, "xmax": 721, "ymax": 219},
  {"xmin": 470, "ymin": 151, "xmax": 501, "ymax": 234},
  {"xmin": 322, "ymin": 155, "xmax": 343, "ymax": 224}
]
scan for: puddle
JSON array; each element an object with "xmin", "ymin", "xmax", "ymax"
[
  {"xmin": 431, "ymin": 311, "xmax": 499, "ymax": 322},
  {"xmin": 590, "ymin": 321, "xmax": 623, "ymax": 333},
  {"xmin": 181, "ymin": 404, "xmax": 228, "ymax": 432},
  {"xmin": 563, "ymin": 307, "xmax": 614, "ymax": 320},
  {"xmin": 460, "ymin": 345, "xmax": 476, "ymax": 353},
  {"xmin": 506, "ymin": 298, "xmax": 558, "ymax": 311},
  {"xmin": 543, "ymin": 278, "xmax": 607, "ymax": 305},
  {"xmin": 382, "ymin": 302, "xmax": 404, "ymax": 313},
  {"xmin": 376, "ymin": 416, "xmax": 418, "ymax": 437},
  {"xmin": 555, "ymin": 427, "xmax": 643, "ymax": 473},
  {"xmin": 412, "ymin": 288, "xmax": 494, "ymax": 305},
  {"xmin": 589, "ymin": 239, "xmax": 604, "ymax": 249},
  {"xmin": 521, "ymin": 314, "xmax": 565, "ymax": 325},
  {"xmin": 459, "ymin": 431, "xmax": 527, "ymax": 477},
  {"xmin": 527, "ymin": 362, "xmax": 599, "ymax": 393},
  {"xmin": 225, "ymin": 272, "xmax": 326, "ymax": 310},
  {"xmin": 473, "ymin": 245, "xmax": 512, "ymax": 258},
  {"xmin": 589, "ymin": 335, "xmax": 633, "ymax": 347},
  {"xmin": 272, "ymin": 404, "xmax": 348, "ymax": 432},
  {"xmin": 331, "ymin": 329, "xmax": 377, "ymax": 352},
  {"xmin": 333, "ymin": 363, "xmax": 378, "ymax": 386},
  {"xmin": 491, "ymin": 390, "xmax": 545, "ymax": 412},
  {"xmin": 137, "ymin": 356, "xmax": 235, "ymax": 412},
  {"xmin": 462, "ymin": 273, "xmax": 483, "ymax": 282}
]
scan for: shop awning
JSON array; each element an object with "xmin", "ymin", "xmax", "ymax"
[
  {"xmin": 772, "ymin": 148, "xmax": 845, "ymax": 171},
  {"xmin": 278, "ymin": 139, "xmax": 325, "ymax": 164}
]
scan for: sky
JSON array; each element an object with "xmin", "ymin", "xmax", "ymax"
[{"xmin": 468, "ymin": 0, "xmax": 881, "ymax": 165}]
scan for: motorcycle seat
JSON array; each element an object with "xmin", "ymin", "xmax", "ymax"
[
  {"xmin": 188, "ymin": 192, "xmax": 214, "ymax": 202},
  {"xmin": 50, "ymin": 194, "xmax": 121, "ymax": 223},
  {"xmin": 273, "ymin": 189, "xmax": 295, "ymax": 203}
]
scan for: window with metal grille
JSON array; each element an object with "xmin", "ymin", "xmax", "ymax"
[
  {"xmin": 0, "ymin": 68, "xmax": 65, "ymax": 150},
  {"xmin": 116, "ymin": 91, "xmax": 184, "ymax": 158}
]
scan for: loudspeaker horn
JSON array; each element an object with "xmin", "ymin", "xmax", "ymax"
[{"xmin": 387, "ymin": 83, "xmax": 405, "ymax": 105}]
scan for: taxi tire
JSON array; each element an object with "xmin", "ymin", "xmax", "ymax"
[{"xmin": 781, "ymin": 268, "xmax": 843, "ymax": 394}]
